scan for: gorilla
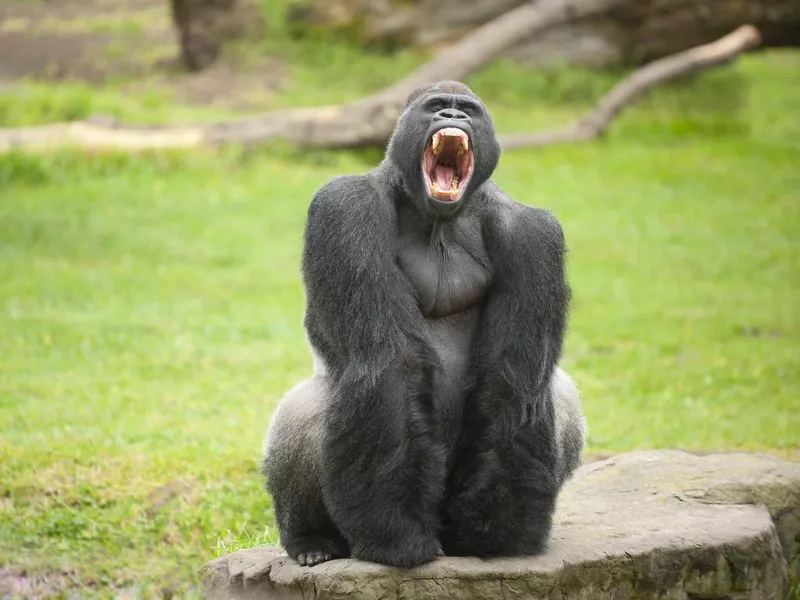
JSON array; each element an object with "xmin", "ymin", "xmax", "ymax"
[{"xmin": 263, "ymin": 81, "xmax": 585, "ymax": 569}]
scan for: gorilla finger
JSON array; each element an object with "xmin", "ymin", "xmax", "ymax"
[{"xmin": 296, "ymin": 553, "xmax": 308, "ymax": 566}]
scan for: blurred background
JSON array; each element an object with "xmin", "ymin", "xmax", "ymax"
[{"xmin": 0, "ymin": 0, "xmax": 798, "ymax": 597}]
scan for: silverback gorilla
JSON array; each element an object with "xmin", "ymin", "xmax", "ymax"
[{"xmin": 263, "ymin": 81, "xmax": 586, "ymax": 569}]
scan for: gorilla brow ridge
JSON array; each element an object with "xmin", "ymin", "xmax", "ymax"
[{"xmin": 404, "ymin": 81, "xmax": 476, "ymax": 108}]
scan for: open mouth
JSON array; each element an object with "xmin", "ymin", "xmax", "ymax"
[{"xmin": 422, "ymin": 127, "xmax": 474, "ymax": 202}]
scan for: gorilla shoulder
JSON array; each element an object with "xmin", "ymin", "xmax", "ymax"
[
  {"xmin": 305, "ymin": 173, "xmax": 397, "ymax": 239},
  {"xmin": 483, "ymin": 181, "xmax": 566, "ymax": 250},
  {"xmin": 308, "ymin": 174, "xmax": 384, "ymax": 216}
]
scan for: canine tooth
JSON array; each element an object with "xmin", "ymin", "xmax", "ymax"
[{"xmin": 455, "ymin": 135, "xmax": 468, "ymax": 156}]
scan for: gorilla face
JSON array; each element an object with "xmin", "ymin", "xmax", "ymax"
[{"xmin": 387, "ymin": 81, "xmax": 501, "ymax": 218}]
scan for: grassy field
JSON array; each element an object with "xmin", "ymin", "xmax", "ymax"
[{"xmin": 1, "ymin": 2, "xmax": 799, "ymax": 596}]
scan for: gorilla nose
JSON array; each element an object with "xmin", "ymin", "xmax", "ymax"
[{"xmin": 434, "ymin": 108, "xmax": 470, "ymax": 121}]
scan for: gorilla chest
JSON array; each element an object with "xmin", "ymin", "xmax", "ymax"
[{"xmin": 395, "ymin": 213, "xmax": 491, "ymax": 319}]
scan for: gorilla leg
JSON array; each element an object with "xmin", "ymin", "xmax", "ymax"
[
  {"xmin": 263, "ymin": 377, "xmax": 349, "ymax": 566},
  {"xmin": 551, "ymin": 367, "xmax": 586, "ymax": 486},
  {"xmin": 441, "ymin": 367, "xmax": 585, "ymax": 557}
]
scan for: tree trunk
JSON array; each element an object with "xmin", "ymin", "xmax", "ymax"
[
  {"xmin": 169, "ymin": 0, "xmax": 263, "ymax": 71},
  {"xmin": 290, "ymin": 0, "xmax": 799, "ymax": 67}
]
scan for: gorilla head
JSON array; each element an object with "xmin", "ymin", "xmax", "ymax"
[{"xmin": 386, "ymin": 81, "xmax": 501, "ymax": 218}]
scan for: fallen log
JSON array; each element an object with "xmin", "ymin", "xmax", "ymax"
[{"xmin": 0, "ymin": 22, "xmax": 760, "ymax": 154}]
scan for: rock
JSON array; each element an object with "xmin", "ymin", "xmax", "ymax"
[{"xmin": 202, "ymin": 450, "xmax": 800, "ymax": 599}]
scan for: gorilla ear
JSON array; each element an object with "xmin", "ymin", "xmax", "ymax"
[{"xmin": 404, "ymin": 81, "xmax": 476, "ymax": 108}]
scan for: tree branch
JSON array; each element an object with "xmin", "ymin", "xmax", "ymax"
[{"xmin": 498, "ymin": 24, "xmax": 761, "ymax": 150}]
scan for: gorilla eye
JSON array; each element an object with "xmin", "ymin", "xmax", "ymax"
[
  {"xmin": 422, "ymin": 98, "xmax": 447, "ymax": 113},
  {"xmin": 459, "ymin": 101, "xmax": 482, "ymax": 118}
]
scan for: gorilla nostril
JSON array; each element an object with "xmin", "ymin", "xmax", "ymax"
[{"xmin": 436, "ymin": 109, "xmax": 469, "ymax": 121}]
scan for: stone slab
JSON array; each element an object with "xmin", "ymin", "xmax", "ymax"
[{"xmin": 202, "ymin": 450, "xmax": 800, "ymax": 599}]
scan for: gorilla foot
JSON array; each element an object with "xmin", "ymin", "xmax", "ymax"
[
  {"xmin": 287, "ymin": 534, "xmax": 348, "ymax": 567},
  {"xmin": 296, "ymin": 549, "xmax": 332, "ymax": 567}
]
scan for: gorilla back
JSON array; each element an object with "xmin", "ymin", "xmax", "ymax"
[{"xmin": 263, "ymin": 81, "xmax": 585, "ymax": 569}]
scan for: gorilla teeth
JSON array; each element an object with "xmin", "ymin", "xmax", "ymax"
[
  {"xmin": 431, "ymin": 128, "xmax": 469, "ymax": 157},
  {"xmin": 429, "ymin": 174, "xmax": 461, "ymax": 199}
]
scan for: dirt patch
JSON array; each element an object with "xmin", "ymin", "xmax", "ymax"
[
  {"xmin": 0, "ymin": 567, "xmax": 73, "ymax": 599},
  {"xmin": 127, "ymin": 57, "xmax": 285, "ymax": 110},
  {"xmin": 0, "ymin": 0, "xmax": 283, "ymax": 110},
  {"xmin": 0, "ymin": 0, "xmax": 175, "ymax": 82},
  {"xmin": 0, "ymin": 31, "xmax": 131, "ymax": 83},
  {"xmin": 0, "ymin": 566, "xmax": 149, "ymax": 599}
]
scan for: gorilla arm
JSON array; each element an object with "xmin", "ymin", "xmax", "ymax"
[
  {"xmin": 442, "ymin": 190, "xmax": 571, "ymax": 556},
  {"xmin": 474, "ymin": 198, "xmax": 570, "ymax": 429},
  {"xmin": 301, "ymin": 175, "xmax": 446, "ymax": 568}
]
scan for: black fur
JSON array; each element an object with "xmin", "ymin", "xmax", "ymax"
[
  {"xmin": 302, "ymin": 174, "xmax": 446, "ymax": 567},
  {"xmin": 264, "ymin": 81, "xmax": 575, "ymax": 568},
  {"xmin": 440, "ymin": 184, "xmax": 570, "ymax": 556}
]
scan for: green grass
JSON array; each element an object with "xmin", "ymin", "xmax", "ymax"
[{"xmin": 0, "ymin": 11, "xmax": 799, "ymax": 596}]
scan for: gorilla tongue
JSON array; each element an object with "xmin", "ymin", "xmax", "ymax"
[{"xmin": 434, "ymin": 165, "xmax": 456, "ymax": 190}]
